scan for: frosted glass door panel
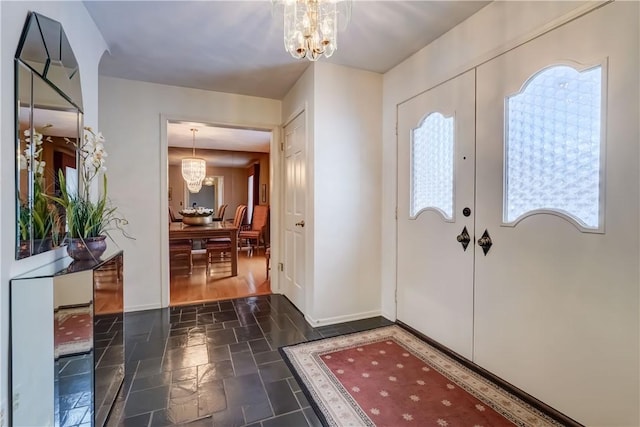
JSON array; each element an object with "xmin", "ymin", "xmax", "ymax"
[
  {"xmin": 505, "ymin": 65, "xmax": 603, "ymax": 230},
  {"xmin": 411, "ymin": 113, "xmax": 454, "ymax": 220}
]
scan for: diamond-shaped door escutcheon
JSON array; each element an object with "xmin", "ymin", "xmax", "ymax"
[
  {"xmin": 478, "ymin": 229, "xmax": 492, "ymax": 256},
  {"xmin": 456, "ymin": 226, "xmax": 471, "ymax": 251}
]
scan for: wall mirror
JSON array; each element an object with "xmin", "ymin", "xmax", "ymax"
[{"xmin": 15, "ymin": 11, "xmax": 83, "ymax": 259}]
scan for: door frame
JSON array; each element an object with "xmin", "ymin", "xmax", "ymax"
[
  {"xmin": 280, "ymin": 106, "xmax": 310, "ymax": 316},
  {"xmin": 159, "ymin": 113, "xmax": 282, "ymax": 307}
]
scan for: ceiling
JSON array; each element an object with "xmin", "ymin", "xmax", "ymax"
[
  {"xmin": 167, "ymin": 121, "xmax": 270, "ymax": 167},
  {"xmin": 83, "ymin": 1, "xmax": 490, "ymax": 159}
]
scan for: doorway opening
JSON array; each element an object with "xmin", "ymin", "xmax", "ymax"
[{"xmin": 166, "ymin": 120, "xmax": 273, "ymax": 306}]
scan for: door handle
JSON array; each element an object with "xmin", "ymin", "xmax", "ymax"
[
  {"xmin": 295, "ymin": 220, "xmax": 305, "ymax": 228},
  {"xmin": 478, "ymin": 229, "xmax": 493, "ymax": 256},
  {"xmin": 456, "ymin": 226, "xmax": 470, "ymax": 251}
]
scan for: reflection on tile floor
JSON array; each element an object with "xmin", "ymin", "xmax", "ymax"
[{"xmin": 107, "ymin": 294, "xmax": 393, "ymax": 426}]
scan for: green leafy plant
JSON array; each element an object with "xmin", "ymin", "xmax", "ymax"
[
  {"xmin": 31, "ymin": 178, "xmax": 61, "ymax": 242},
  {"xmin": 48, "ymin": 127, "xmax": 131, "ymax": 241},
  {"xmin": 18, "ymin": 125, "xmax": 61, "ymax": 246}
]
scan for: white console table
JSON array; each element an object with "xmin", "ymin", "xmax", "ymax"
[{"xmin": 10, "ymin": 249, "xmax": 124, "ymax": 427}]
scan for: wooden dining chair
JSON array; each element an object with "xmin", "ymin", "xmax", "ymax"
[
  {"xmin": 239, "ymin": 205, "xmax": 269, "ymax": 255},
  {"xmin": 265, "ymin": 246, "xmax": 271, "ymax": 278},
  {"xmin": 216, "ymin": 204, "xmax": 228, "ymax": 221},
  {"xmin": 169, "ymin": 239, "xmax": 193, "ymax": 273},
  {"xmin": 169, "ymin": 206, "xmax": 181, "ymax": 222},
  {"xmin": 206, "ymin": 205, "xmax": 246, "ymax": 272},
  {"xmin": 168, "ymin": 212, "xmax": 192, "ymax": 273}
]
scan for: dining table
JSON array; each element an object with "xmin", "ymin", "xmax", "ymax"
[{"xmin": 169, "ymin": 221, "xmax": 238, "ymax": 276}]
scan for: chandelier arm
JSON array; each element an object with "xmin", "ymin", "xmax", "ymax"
[{"xmin": 279, "ymin": 0, "xmax": 351, "ymax": 62}]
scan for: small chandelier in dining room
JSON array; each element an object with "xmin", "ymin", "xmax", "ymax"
[
  {"xmin": 187, "ymin": 180, "xmax": 202, "ymax": 193},
  {"xmin": 274, "ymin": 0, "xmax": 352, "ymax": 62},
  {"xmin": 181, "ymin": 128, "xmax": 206, "ymax": 193}
]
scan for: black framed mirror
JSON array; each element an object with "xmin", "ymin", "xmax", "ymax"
[{"xmin": 15, "ymin": 11, "xmax": 83, "ymax": 259}]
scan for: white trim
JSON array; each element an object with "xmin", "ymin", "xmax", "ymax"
[
  {"xmin": 269, "ymin": 124, "xmax": 282, "ymax": 294},
  {"xmin": 160, "ymin": 113, "xmax": 280, "ymax": 308},
  {"xmin": 304, "ymin": 309, "xmax": 383, "ymax": 328},
  {"xmin": 125, "ymin": 303, "xmax": 162, "ymax": 313},
  {"xmin": 160, "ymin": 114, "xmax": 170, "ymax": 308}
]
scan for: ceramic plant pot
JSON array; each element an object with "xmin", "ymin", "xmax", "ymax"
[{"xmin": 66, "ymin": 235, "xmax": 107, "ymax": 261}]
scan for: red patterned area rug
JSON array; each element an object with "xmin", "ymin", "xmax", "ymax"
[
  {"xmin": 281, "ymin": 326, "xmax": 563, "ymax": 427},
  {"xmin": 54, "ymin": 306, "xmax": 93, "ymax": 358}
]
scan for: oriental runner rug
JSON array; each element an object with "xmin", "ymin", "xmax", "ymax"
[
  {"xmin": 54, "ymin": 306, "xmax": 93, "ymax": 358},
  {"xmin": 281, "ymin": 325, "xmax": 563, "ymax": 427}
]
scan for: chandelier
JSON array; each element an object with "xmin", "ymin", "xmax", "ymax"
[
  {"xmin": 181, "ymin": 128, "xmax": 206, "ymax": 193},
  {"xmin": 187, "ymin": 180, "xmax": 202, "ymax": 193},
  {"xmin": 277, "ymin": 0, "xmax": 352, "ymax": 62}
]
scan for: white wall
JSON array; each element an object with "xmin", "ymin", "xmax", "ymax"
[
  {"xmin": 282, "ymin": 63, "xmax": 383, "ymax": 324},
  {"xmin": 311, "ymin": 62, "xmax": 382, "ymax": 323},
  {"xmin": 380, "ymin": 0, "xmax": 596, "ymax": 319},
  {"xmin": 0, "ymin": 2, "xmax": 106, "ymax": 423},
  {"xmin": 98, "ymin": 76, "xmax": 281, "ymax": 311}
]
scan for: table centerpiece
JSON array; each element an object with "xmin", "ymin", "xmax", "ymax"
[{"xmin": 180, "ymin": 207, "xmax": 214, "ymax": 225}]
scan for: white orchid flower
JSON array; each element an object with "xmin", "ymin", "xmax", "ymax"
[
  {"xmin": 18, "ymin": 154, "xmax": 27, "ymax": 170},
  {"xmin": 32, "ymin": 159, "xmax": 45, "ymax": 176}
]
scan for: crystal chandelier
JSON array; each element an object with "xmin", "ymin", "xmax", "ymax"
[
  {"xmin": 278, "ymin": 0, "xmax": 352, "ymax": 62},
  {"xmin": 181, "ymin": 128, "xmax": 206, "ymax": 193},
  {"xmin": 187, "ymin": 180, "xmax": 202, "ymax": 193}
]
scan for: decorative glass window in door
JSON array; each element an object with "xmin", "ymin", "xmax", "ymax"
[
  {"xmin": 410, "ymin": 112, "xmax": 454, "ymax": 220},
  {"xmin": 505, "ymin": 65, "xmax": 603, "ymax": 230}
]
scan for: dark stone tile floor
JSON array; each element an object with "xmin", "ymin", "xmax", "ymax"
[{"xmin": 106, "ymin": 294, "xmax": 393, "ymax": 426}]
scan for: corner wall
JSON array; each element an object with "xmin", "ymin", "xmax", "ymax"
[
  {"xmin": 282, "ymin": 62, "xmax": 383, "ymax": 325},
  {"xmin": 311, "ymin": 62, "xmax": 383, "ymax": 324},
  {"xmin": 98, "ymin": 76, "xmax": 281, "ymax": 311},
  {"xmin": 0, "ymin": 2, "xmax": 107, "ymax": 423}
]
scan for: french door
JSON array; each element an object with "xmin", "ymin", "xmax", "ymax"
[
  {"xmin": 397, "ymin": 70, "xmax": 476, "ymax": 359},
  {"xmin": 397, "ymin": 3, "xmax": 638, "ymax": 425}
]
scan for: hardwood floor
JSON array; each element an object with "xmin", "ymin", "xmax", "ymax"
[
  {"xmin": 170, "ymin": 249, "xmax": 271, "ymax": 306},
  {"xmin": 94, "ymin": 257, "xmax": 124, "ymax": 315}
]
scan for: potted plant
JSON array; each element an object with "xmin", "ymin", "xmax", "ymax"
[
  {"xmin": 18, "ymin": 126, "xmax": 62, "ymax": 255},
  {"xmin": 49, "ymin": 127, "xmax": 131, "ymax": 261}
]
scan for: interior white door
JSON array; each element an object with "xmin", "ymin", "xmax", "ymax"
[
  {"xmin": 474, "ymin": 3, "xmax": 638, "ymax": 425},
  {"xmin": 283, "ymin": 112, "xmax": 306, "ymax": 312},
  {"xmin": 397, "ymin": 70, "xmax": 476, "ymax": 359}
]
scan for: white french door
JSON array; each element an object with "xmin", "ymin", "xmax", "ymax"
[
  {"xmin": 283, "ymin": 112, "xmax": 306, "ymax": 312},
  {"xmin": 397, "ymin": 70, "xmax": 476, "ymax": 359},
  {"xmin": 396, "ymin": 3, "xmax": 639, "ymax": 425},
  {"xmin": 474, "ymin": 4, "xmax": 638, "ymax": 424}
]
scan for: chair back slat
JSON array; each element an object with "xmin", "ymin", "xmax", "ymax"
[
  {"xmin": 251, "ymin": 205, "xmax": 269, "ymax": 231},
  {"xmin": 233, "ymin": 205, "xmax": 247, "ymax": 228},
  {"xmin": 217, "ymin": 204, "xmax": 228, "ymax": 220}
]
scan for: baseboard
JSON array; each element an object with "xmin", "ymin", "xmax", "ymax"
[
  {"xmin": 381, "ymin": 309, "xmax": 397, "ymax": 322},
  {"xmin": 396, "ymin": 321, "xmax": 584, "ymax": 427},
  {"xmin": 125, "ymin": 303, "xmax": 162, "ymax": 313},
  {"xmin": 305, "ymin": 309, "xmax": 382, "ymax": 327}
]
